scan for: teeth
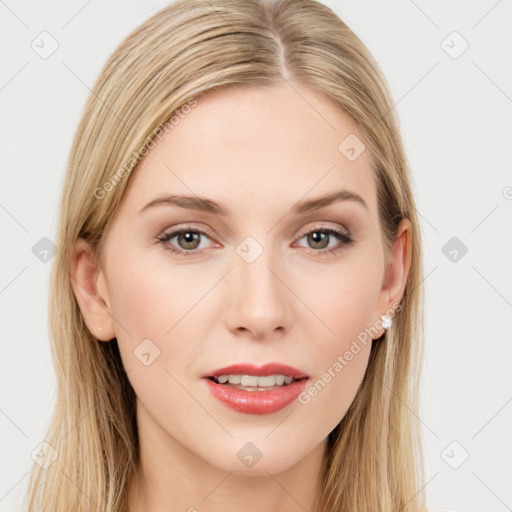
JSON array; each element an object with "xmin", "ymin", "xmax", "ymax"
[
  {"xmin": 214, "ymin": 374, "xmax": 297, "ymax": 387},
  {"xmin": 241, "ymin": 375, "xmax": 258, "ymax": 386}
]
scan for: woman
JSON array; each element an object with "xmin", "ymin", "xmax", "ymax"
[{"xmin": 23, "ymin": 0, "xmax": 427, "ymax": 510}]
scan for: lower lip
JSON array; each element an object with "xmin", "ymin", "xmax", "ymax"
[{"xmin": 203, "ymin": 377, "xmax": 308, "ymax": 415}]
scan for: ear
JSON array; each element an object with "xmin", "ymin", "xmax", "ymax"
[
  {"xmin": 373, "ymin": 217, "xmax": 412, "ymax": 339},
  {"xmin": 69, "ymin": 238, "xmax": 116, "ymax": 342}
]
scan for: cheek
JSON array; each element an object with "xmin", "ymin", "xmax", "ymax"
[
  {"xmin": 106, "ymin": 250, "xmax": 205, "ymax": 340},
  {"xmin": 300, "ymin": 255, "xmax": 382, "ymax": 349},
  {"xmin": 107, "ymin": 260, "xmax": 170, "ymax": 338},
  {"xmin": 292, "ymin": 258, "xmax": 380, "ymax": 431},
  {"xmin": 104, "ymin": 255, "xmax": 208, "ymax": 419},
  {"xmin": 105, "ymin": 251, "xmax": 217, "ymax": 380},
  {"xmin": 298, "ymin": 340, "xmax": 372, "ymax": 441},
  {"xmin": 295, "ymin": 314, "xmax": 374, "ymax": 441}
]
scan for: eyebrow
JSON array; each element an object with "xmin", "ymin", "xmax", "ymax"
[{"xmin": 139, "ymin": 189, "xmax": 368, "ymax": 216}]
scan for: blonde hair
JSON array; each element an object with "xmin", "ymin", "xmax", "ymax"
[{"xmin": 23, "ymin": 1, "xmax": 426, "ymax": 510}]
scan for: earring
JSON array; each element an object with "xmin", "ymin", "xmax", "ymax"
[{"xmin": 381, "ymin": 314, "xmax": 392, "ymax": 329}]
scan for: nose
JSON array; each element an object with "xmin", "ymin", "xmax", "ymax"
[{"xmin": 223, "ymin": 247, "xmax": 292, "ymax": 339}]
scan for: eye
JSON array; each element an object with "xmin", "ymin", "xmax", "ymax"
[
  {"xmin": 155, "ymin": 226, "xmax": 215, "ymax": 256},
  {"xmin": 294, "ymin": 225, "xmax": 354, "ymax": 256}
]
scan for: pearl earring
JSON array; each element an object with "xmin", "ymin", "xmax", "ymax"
[{"xmin": 381, "ymin": 314, "xmax": 392, "ymax": 329}]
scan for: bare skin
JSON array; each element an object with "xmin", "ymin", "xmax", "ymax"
[{"xmin": 70, "ymin": 82, "xmax": 411, "ymax": 512}]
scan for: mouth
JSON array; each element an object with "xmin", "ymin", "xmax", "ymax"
[
  {"xmin": 206, "ymin": 374, "xmax": 307, "ymax": 391},
  {"xmin": 201, "ymin": 362, "xmax": 309, "ymax": 412}
]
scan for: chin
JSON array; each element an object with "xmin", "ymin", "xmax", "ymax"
[{"xmin": 199, "ymin": 437, "xmax": 305, "ymax": 476}]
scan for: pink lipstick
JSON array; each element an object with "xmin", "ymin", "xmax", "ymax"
[{"xmin": 201, "ymin": 362, "xmax": 309, "ymax": 415}]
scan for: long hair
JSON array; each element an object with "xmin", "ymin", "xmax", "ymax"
[{"xmin": 22, "ymin": 1, "xmax": 426, "ymax": 510}]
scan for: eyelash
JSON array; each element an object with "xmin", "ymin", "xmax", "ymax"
[{"xmin": 155, "ymin": 224, "xmax": 354, "ymax": 257}]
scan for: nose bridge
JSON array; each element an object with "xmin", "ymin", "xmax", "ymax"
[{"xmin": 225, "ymin": 236, "xmax": 290, "ymax": 336}]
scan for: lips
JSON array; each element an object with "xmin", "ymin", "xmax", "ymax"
[
  {"xmin": 203, "ymin": 377, "xmax": 308, "ymax": 414},
  {"xmin": 202, "ymin": 362, "xmax": 309, "ymax": 380}
]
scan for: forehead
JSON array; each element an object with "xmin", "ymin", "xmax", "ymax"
[{"xmin": 122, "ymin": 83, "xmax": 378, "ymax": 219}]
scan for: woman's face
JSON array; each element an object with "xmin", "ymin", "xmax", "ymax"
[{"xmin": 72, "ymin": 82, "xmax": 410, "ymax": 477}]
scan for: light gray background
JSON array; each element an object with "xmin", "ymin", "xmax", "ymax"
[{"xmin": 1, "ymin": 1, "xmax": 511, "ymax": 511}]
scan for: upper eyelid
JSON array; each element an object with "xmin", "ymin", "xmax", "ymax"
[{"xmin": 296, "ymin": 223, "xmax": 350, "ymax": 237}]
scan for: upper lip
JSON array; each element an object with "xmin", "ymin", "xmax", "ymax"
[{"xmin": 202, "ymin": 362, "xmax": 309, "ymax": 379}]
